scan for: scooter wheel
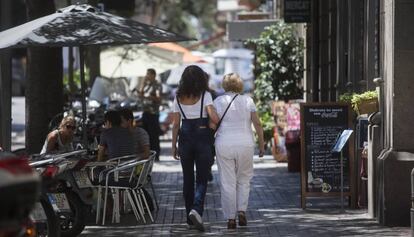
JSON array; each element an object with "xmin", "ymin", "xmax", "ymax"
[
  {"xmin": 40, "ymin": 194, "xmax": 61, "ymax": 237},
  {"xmin": 59, "ymin": 191, "xmax": 87, "ymax": 237}
]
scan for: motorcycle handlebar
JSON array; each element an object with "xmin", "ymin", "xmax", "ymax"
[
  {"xmin": 29, "ymin": 149, "xmax": 88, "ymax": 167},
  {"xmin": 51, "ymin": 150, "xmax": 88, "ymax": 159},
  {"xmin": 29, "ymin": 157, "xmax": 66, "ymax": 167}
]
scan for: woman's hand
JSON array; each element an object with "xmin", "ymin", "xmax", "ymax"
[
  {"xmin": 209, "ymin": 121, "xmax": 217, "ymax": 130},
  {"xmin": 172, "ymin": 146, "xmax": 180, "ymax": 160},
  {"xmin": 259, "ymin": 146, "xmax": 265, "ymax": 158},
  {"xmin": 251, "ymin": 112, "xmax": 265, "ymax": 158}
]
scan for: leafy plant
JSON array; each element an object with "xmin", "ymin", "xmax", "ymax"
[
  {"xmin": 247, "ymin": 21, "xmax": 304, "ymax": 114},
  {"xmin": 259, "ymin": 111, "xmax": 275, "ymax": 147},
  {"xmin": 351, "ymin": 90, "xmax": 378, "ymax": 105},
  {"xmin": 158, "ymin": 0, "xmax": 218, "ymax": 49},
  {"xmin": 351, "ymin": 90, "xmax": 378, "ymax": 113},
  {"xmin": 246, "ymin": 21, "xmax": 304, "ymax": 145},
  {"xmin": 339, "ymin": 90, "xmax": 378, "ymax": 113},
  {"xmin": 339, "ymin": 92, "xmax": 355, "ymax": 104},
  {"xmin": 63, "ymin": 69, "xmax": 90, "ymax": 94}
]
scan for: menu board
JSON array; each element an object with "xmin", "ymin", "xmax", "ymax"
[{"xmin": 300, "ymin": 103, "xmax": 355, "ymax": 208}]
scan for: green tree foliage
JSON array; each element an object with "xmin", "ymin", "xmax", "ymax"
[
  {"xmin": 99, "ymin": 1, "xmax": 218, "ymax": 49},
  {"xmin": 246, "ymin": 22, "xmax": 304, "ymax": 146},
  {"xmin": 247, "ymin": 22, "xmax": 304, "ymax": 114},
  {"xmin": 158, "ymin": 0, "xmax": 217, "ymax": 40},
  {"xmin": 63, "ymin": 69, "xmax": 89, "ymax": 93}
]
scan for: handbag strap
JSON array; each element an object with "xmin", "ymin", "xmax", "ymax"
[{"xmin": 215, "ymin": 94, "xmax": 238, "ymax": 132}]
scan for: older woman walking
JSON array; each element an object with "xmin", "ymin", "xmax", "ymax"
[
  {"xmin": 214, "ymin": 73, "xmax": 265, "ymax": 229},
  {"xmin": 171, "ymin": 65, "xmax": 220, "ymax": 232}
]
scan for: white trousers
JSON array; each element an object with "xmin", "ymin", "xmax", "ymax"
[{"xmin": 216, "ymin": 144, "xmax": 254, "ymax": 220}]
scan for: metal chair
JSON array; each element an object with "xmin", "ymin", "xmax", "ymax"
[
  {"xmin": 146, "ymin": 152, "xmax": 159, "ymax": 210},
  {"xmin": 87, "ymin": 154, "xmax": 137, "ymax": 224},
  {"xmin": 130, "ymin": 151, "xmax": 156, "ymax": 223},
  {"xmin": 98, "ymin": 159, "xmax": 146, "ymax": 225},
  {"xmin": 95, "ymin": 151, "xmax": 156, "ymax": 225}
]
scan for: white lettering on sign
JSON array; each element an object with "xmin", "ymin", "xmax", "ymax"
[
  {"xmin": 321, "ymin": 112, "xmax": 338, "ymax": 118},
  {"xmin": 286, "ymin": 1, "xmax": 310, "ymax": 9}
]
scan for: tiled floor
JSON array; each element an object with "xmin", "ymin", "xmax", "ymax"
[{"xmin": 80, "ymin": 142, "xmax": 410, "ymax": 236}]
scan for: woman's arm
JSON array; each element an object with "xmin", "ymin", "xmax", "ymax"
[
  {"xmin": 251, "ymin": 112, "xmax": 265, "ymax": 157},
  {"xmin": 97, "ymin": 145, "xmax": 106, "ymax": 162},
  {"xmin": 45, "ymin": 131, "xmax": 58, "ymax": 153},
  {"xmin": 139, "ymin": 144, "xmax": 150, "ymax": 160},
  {"xmin": 136, "ymin": 129, "xmax": 150, "ymax": 159},
  {"xmin": 171, "ymin": 112, "xmax": 181, "ymax": 160},
  {"xmin": 206, "ymin": 105, "xmax": 220, "ymax": 124}
]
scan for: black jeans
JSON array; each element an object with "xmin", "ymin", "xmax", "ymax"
[
  {"xmin": 178, "ymin": 118, "xmax": 214, "ymax": 224},
  {"xmin": 142, "ymin": 112, "xmax": 160, "ymax": 160}
]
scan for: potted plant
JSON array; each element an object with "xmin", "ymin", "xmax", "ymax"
[
  {"xmin": 248, "ymin": 22, "xmax": 304, "ymax": 162},
  {"xmin": 351, "ymin": 90, "xmax": 379, "ymax": 115},
  {"xmin": 339, "ymin": 92, "xmax": 355, "ymax": 105}
]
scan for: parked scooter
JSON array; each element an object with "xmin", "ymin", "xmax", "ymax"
[
  {"xmin": 30, "ymin": 154, "xmax": 68, "ymax": 237},
  {"xmin": 29, "ymin": 150, "xmax": 94, "ymax": 237}
]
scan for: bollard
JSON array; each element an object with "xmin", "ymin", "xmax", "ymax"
[{"xmin": 411, "ymin": 168, "xmax": 414, "ymax": 237}]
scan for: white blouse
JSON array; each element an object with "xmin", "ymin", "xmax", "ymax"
[
  {"xmin": 173, "ymin": 91, "xmax": 213, "ymax": 119},
  {"xmin": 214, "ymin": 92, "xmax": 257, "ymax": 146}
]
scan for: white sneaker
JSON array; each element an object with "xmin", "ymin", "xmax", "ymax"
[{"xmin": 189, "ymin": 209, "xmax": 204, "ymax": 232}]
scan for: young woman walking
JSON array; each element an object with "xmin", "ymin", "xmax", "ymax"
[{"xmin": 171, "ymin": 65, "xmax": 219, "ymax": 232}]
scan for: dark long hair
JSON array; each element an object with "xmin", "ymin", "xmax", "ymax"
[{"xmin": 176, "ymin": 65, "xmax": 208, "ymax": 98}]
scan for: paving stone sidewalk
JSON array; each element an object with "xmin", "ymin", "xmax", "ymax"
[{"xmin": 81, "ymin": 142, "xmax": 410, "ymax": 237}]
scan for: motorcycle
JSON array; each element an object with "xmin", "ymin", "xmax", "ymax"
[
  {"xmin": 30, "ymin": 154, "xmax": 68, "ymax": 237},
  {"xmin": 29, "ymin": 150, "xmax": 94, "ymax": 237}
]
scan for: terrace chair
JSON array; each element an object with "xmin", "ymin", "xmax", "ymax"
[
  {"xmin": 145, "ymin": 151, "xmax": 159, "ymax": 210},
  {"xmin": 97, "ymin": 159, "xmax": 149, "ymax": 225},
  {"xmin": 130, "ymin": 151, "xmax": 156, "ymax": 223},
  {"xmin": 86, "ymin": 154, "xmax": 137, "ymax": 224},
  {"xmin": 96, "ymin": 152, "xmax": 156, "ymax": 225},
  {"xmin": 108, "ymin": 152, "xmax": 157, "ymax": 219}
]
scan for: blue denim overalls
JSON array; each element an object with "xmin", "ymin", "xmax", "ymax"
[{"xmin": 177, "ymin": 92, "xmax": 214, "ymax": 225}]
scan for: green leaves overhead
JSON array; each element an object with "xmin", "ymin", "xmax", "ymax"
[{"xmin": 159, "ymin": 0, "xmax": 217, "ymax": 39}]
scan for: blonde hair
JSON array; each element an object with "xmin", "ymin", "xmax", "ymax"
[
  {"xmin": 222, "ymin": 73, "xmax": 243, "ymax": 93},
  {"xmin": 59, "ymin": 116, "xmax": 76, "ymax": 129}
]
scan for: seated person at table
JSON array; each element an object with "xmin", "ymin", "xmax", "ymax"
[
  {"xmin": 40, "ymin": 115, "xmax": 76, "ymax": 154},
  {"xmin": 97, "ymin": 110, "xmax": 135, "ymax": 162},
  {"xmin": 119, "ymin": 108, "xmax": 150, "ymax": 160}
]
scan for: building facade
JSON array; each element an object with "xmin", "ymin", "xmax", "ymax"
[{"xmin": 306, "ymin": 0, "xmax": 414, "ymax": 227}]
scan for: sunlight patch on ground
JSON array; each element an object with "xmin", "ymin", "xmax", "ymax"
[{"xmin": 153, "ymin": 155, "xmax": 284, "ymax": 172}]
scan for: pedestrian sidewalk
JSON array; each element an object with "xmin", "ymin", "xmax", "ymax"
[{"xmin": 81, "ymin": 142, "xmax": 410, "ymax": 236}]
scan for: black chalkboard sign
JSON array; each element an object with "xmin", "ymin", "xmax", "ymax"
[
  {"xmin": 300, "ymin": 103, "xmax": 355, "ymax": 209},
  {"xmin": 357, "ymin": 118, "xmax": 369, "ymax": 149},
  {"xmin": 284, "ymin": 0, "xmax": 311, "ymax": 23}
]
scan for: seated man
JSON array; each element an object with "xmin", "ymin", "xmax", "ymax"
[
  {"xmin": 98, "ymin": 110, "xmax": 135, "ymax": 162},
  {"xmin": 119, "ymin": 108, "xmax": 151, "ymax": 160}
]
